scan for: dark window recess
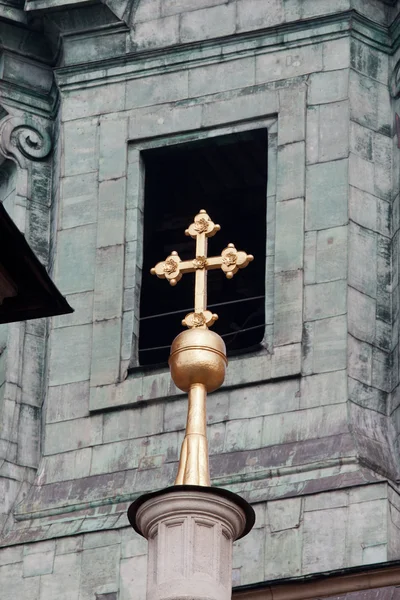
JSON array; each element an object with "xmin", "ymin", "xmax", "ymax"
[{"xmin": 139, "ymin": 129, "xmax": 267, "ymax": 367}]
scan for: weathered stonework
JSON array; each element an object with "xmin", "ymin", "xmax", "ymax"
[{"xmin": 2, "ymin": 0, "xmax": 400, "ymax": 598}]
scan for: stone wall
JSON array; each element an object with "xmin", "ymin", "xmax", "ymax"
[{"xmin": 1, "ymin": 1, "xmax": 400, "ymax": 599}]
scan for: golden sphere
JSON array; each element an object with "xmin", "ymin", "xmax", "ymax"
[{"xmin": 169, "ymin": 328, "xmax": 227, "ymax": 393}]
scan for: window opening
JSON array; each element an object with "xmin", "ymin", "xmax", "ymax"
[{"xmin": 138, "ymin": 128, "xmax": 267, "ymax": 367}]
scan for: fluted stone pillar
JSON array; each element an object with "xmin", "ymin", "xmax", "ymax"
[{"xmin": 128, "ymin": 486, "xmax": 255, "ymax": 600}]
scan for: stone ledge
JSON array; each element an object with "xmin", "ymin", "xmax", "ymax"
[
  {"xmin": 2, "ymin": 470, "xmax": 385, "ymax": 547},
  {"xmin": 55, "ymin": 12, "xmax": 390, "ymax": 90},
  {"xmin": 89, "ymin": 344, "xmax": 301, "ymax": 411},
  {"xmin": 25, "ymin": 0, "xmax": 98, "ymax": 11},
  {"xmin": 13, "ymin": 434, "xmax": 359, "ymax": 521}
]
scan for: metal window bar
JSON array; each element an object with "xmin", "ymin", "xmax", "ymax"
[
  {"xmin": 140, "ymin": 295, "xmax": 265, "ymax": 322},
  {"xmin": 139, "ymin": 323, "xmax": 265, "ymax": 353}
]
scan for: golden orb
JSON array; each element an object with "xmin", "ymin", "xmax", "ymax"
[{"xmin": 169, "ymin": 328, "xmax": 227, "ymax": 393}]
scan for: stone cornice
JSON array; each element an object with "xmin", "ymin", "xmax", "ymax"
[
  {"xmin": 55, "ymin": 11, "xmax": 391, "ymax": 91},
  {"xmin": 24, "ymin": 0, "xmax": 133, "ymax": 24}
]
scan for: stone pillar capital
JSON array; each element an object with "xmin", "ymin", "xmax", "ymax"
[{"xmin": 129, "ymin": 486, "xmax": 255, "ymax": 600}]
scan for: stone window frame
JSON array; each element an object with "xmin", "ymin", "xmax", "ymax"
[{"xmin": 90, "ymin": 104, "xmax": 305, "ymax": 412}]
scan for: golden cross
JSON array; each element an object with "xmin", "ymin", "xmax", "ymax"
[{"xmin": 151, "ymin": 209, "xmax": 254, "ymax": 329}]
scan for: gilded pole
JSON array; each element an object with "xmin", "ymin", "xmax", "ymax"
[{"xmin": 151, "ymin": 209, "xmax": 254, "ymax": 486}]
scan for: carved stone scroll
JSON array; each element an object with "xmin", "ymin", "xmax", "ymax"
[{"xmin": 0, "ymin": 116, "xmax": 52, "ymax": 166}]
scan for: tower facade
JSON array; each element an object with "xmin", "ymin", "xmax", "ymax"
[{"xmin": 1, "ymin": 1, "xmax": 400, "ymax": 599}]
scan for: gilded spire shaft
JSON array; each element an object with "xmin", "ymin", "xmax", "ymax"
[{"xmin": 151, "ymin": 210, "xmax": 253, "ymax": 486}]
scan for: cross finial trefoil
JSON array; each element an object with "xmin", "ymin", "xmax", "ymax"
[{"xmin": 151, "ymin": 209, "xmax": 254, "ymax": 329}]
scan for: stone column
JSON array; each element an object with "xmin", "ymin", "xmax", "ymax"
[{"xmin": 128, "ymin": 485, "xmax": 255, "ymax": 600}]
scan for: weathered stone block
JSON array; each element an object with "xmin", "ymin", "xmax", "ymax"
[
  {"xmin": 162, "ymin": 0, "xmax": 226, "ymax": 16},
  {"xmin": 228, "ymin": 380, "xmax": 300, "ymax": 421},
  {"xmin": 316, "ymin": 226, "xmax": 348, "ymax": 283},
  {"xmin": 39, "ymin": 448, "xmax": 92, "ymax": 484},
  {"xmin": 323, "ymin": 37, "xmax": 351, "ymax": 71},
  {"xmin": 224, "ymin": 417, "xmax": 263, "ymax": 452},
  {"xmin": 97, "ymin": 178, "xmax": 126, "ymax": 248},
  {"xmin": 80, "ymin": 545, "xmax": 120, "ymax": 600},
  {"xmin": 201, "ymin": 89, "xmax": 278, "ymax": 127},
  {"xmin": 348, "ymin": 377, "xmax": 387, "ymax": 414},
  {"xmin": 302, "ymin": 0, "xmax": 350, "ymax": 17},
  {"xmin": 349, "ymin": 185, "xmax": 389, "ymax": 237},
  {"xmin": 349, "ymin": 222, "xmax": 377, "ymax": 298},
  {"xmin": 350, "ymin": 121, "xmax": 373, "ymax": 162},
  {"xmin": 237, "ymin": 0, "xmax": 284, "ymax": 32},
  {"xmin": 99, "ymin": 118, "xmax": 127, "ymax": 182},
  {"xmin": 83, "ymin": 530, "xmax": 120, "ymax": 550},
  {"xmin": 348, "ymin": 499, "xmax": 387, "ymax": 565},
  {"xmin": 55, "ymin": 225, "xmax": 97, "ymax": 295},
  {"xmin": 90, "ymin": 319, "xmax": 122, "ymax": 386},
  {"xmin": 348, "ymin": 286, "xmax": 376, "ymax": 344},
  {"xmin": 62, "ymin": 83, "xmax": 125, "ymax": 122},
  {"xmin": 94, "ymin": 245, "xmax": 124, "ymax": 321},
  {"xmin": 275, "ymin": 197, "xmax": 304, "ymax": 271},
  {"xmin": 63, "ymin": 118, "xmax": 98, "ymax": 176},
  {"xmin": 44, "ymin": 415, "xmax": 102, "ymax": 455},
  {"xmin": 374, "ymin": 132, "xmax": 392, "ymax": 202},
  {"xmin": 134, "ymin": 15, "xmax": 179, "ymax": 50},
  {"xmin": 134, "ymin": 0, "xmax": 161, "ymax": 21},
  {"xmin": 350, "ymin": 39, "xmax": 388, "ymax": 87},
  {"xmin": 49, "ymin": 325, "xmax": 92, "ymax": 387},
  {"xmin": 180, "ymin": 3, "xmax": 235, "ymax": 42},
  {"xmin": 90, "ymin": 439, "xmax": 140, "ymax": 474},
  {"xmin": 304, "ymin": 490, "xmax": 348, "ymax": 512},
  {"xmin": 306, "ymin": 105, "xmax": 319, "ymax": 165},
  {"xmin": 0, "ymin": 546, "xmax": 22, "ymax": 566},
  {"xmin": 262, "ymin": 403, "xmax": 348, "ymax": 447},
  {"xmin": 39, "ymin": 549, "xmax": 81, "ymax": 600},
  {"xmin": 61, "ymin": 173, "xmax": 98, "ymax": 230},
  {"xmin": 0, "ymin": 563, "xmax": 40, "ymax": 600},
  {"xmin": 256, "ymin": 44, "xmax": 323, "ymax": 83},
  {"xmin": 233, "ymin": 527, "xmax": 265, "ymax": 585},
  {"xmin": 274, "ymin": 270, "xmax": 303, "ymax": 346},
  {"xmin": 120, "ymin": 555, "xmax": 147, "ymax": 600},
  {"xmin": 349, "ymin": 152, "xmax": 374, "ymax": 197},
  {"xmin": 278, "ymin": 87, "xmax": 306, "ymax": 146},
  {"xmin": 348, "ymin": 335, "xmax": 372, "ymax": 386},
  {"xmin": 303, "ymin": 507, "xmax": 347, "ymax": 573},
  {"xmin": 103, "ymin": 403, "xmax": 164, "ymax": 443},
  {"xmin": 308, "ymin": 70, "xmax": 349, "ymax": 105},
  {"xmin": 189, "ymin": 57, "xmax": 255, "ymax": 98},
  {"xmin": 305, "ymin": 159, "xmax": 348, "ymax": 231},
  {"xmin": 271, "ymin": 343, "xmax": 302, "ymax": 378},
  {"xmin": 267, "ymin": 497, "xmax": 301, "ymax": 532},
  {"xmin": 318, "ymin": 101, "xmax": 349, "ymax": 162},
  {"xmin": 129, "ymin": 104, "xmax": 202, "ymax": 140},
  {"xmin": 305, "ymin": 280, "xmax": 347, "ymax": 322},
  {"xmin": 304, "ymin": 230, "xmax": 316, "ymax": 284},
  {"xmin": 21, "ymin": 333, "xmax": 45, "ymax": 408},
  {"xmin": 277, "ymin": 142, "xmax": 305, "ymax": 202},
  {"xmin": 312, "ymin": 315, "xmax": 347, "ymax": 373},
  {"xmin": 264, "ymin": 528, "xmax": 302, "ymax": 579},
  {"xmin": 300, "ymin": 370, "xmax": 347, "ymax": 409},
  {"xmin": 53, "ymin": 292, "xmax": 93, "ymax": 329},
  {"xmin": 120, "ymin": 527, "xmax": 147, "ymax": 558},
  {"xmin": 23, "ymin": 549, "xmax": 54, "ymax": 577},
  {"xmin": 125, "ymin": 71, "xmax": 188, "ymax": 110},
  {"xmin": 46, "ymin": 381, "xmax": 89, "ymax": 423},
  {"xmin": 372, "ymin": 347, "xmax": 391, "ymax": 393},
  {"xmin": 349, "ymin": 69, "xmax": 376, "ymax": 125}
]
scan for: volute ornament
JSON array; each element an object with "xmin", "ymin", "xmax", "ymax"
[{"xmin": 0, "ymin": 116, "xmax": 52, "ymax": 165}]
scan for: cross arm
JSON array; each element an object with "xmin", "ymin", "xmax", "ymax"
[
  {"xmin": 207, "ymin": 244, "xmax": 254, "ymax": 279},
  {"xmin": 150, "ymin": 251, "xmax": 197, "ymax": 286}
]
